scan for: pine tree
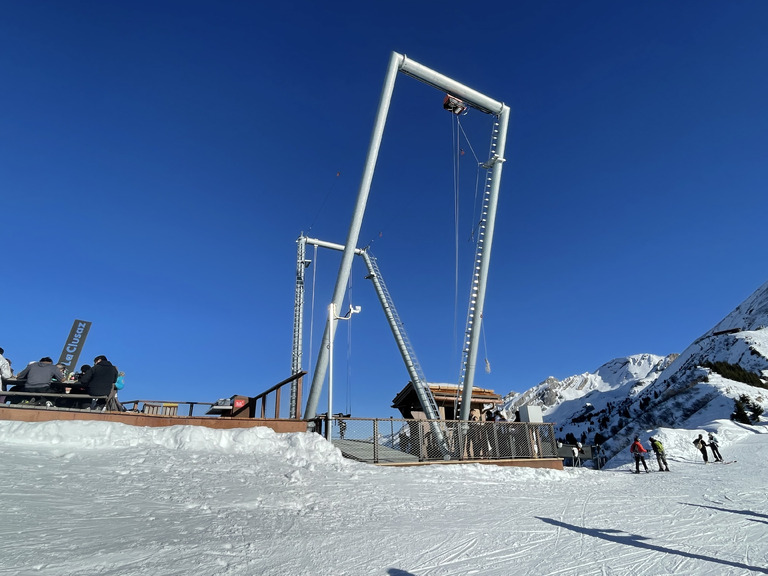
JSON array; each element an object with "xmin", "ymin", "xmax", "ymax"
[{"xmin": 731, "ymin": 397, "xmax": 750, "ymax": 424}]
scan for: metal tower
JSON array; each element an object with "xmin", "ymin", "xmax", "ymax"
[{"xmin": 303, "ymin": 52, "xmax": 510, "ymax": 426}]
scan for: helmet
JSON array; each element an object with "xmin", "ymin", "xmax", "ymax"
[{"xmin": 634, "ymin": 436, "xmax": 640, "ymax": 441}]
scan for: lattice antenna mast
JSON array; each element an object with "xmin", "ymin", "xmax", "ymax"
[
  {"xmin": 304, "ymin": 51, "xmax": 509, "ymax": 425},
  {"xmin": 294, "ymin": 236, "xmax": 450, "ymax": 454},
  {"xmin": 290, "ymin": 235, "xmax": 310, "ymax": 418},
  {"xmin": 295, "ymin": 237, "xmax": 441, "ymax": 419}
]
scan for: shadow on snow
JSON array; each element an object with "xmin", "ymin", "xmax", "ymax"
[{"xmin": 536, "ymin": 516, "xmax": 768, "ymax": 574}]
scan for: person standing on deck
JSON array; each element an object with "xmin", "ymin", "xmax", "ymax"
[{"xmin": 0, "ymin": 347, "xmax": 11, "ymax": 389}]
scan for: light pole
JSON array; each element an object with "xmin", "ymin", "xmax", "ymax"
[{"xmin": 327, "ymin": 303, "xmax": 361, "ymax": 441}]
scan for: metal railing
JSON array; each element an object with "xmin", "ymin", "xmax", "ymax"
[
  {"xmin": 317, "ymin": 417, "xmax": 559, "ymax": 464},
  {"xmin": 122, "ymin": 371, "xmax": 309, "ymax": 419},
  {"xmin": 556, "ymin": 443, "xmax": 607, "ymax": 469}
]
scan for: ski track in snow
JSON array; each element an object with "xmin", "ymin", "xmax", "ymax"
[{"xmin": 1, "ymin": 421, "xmax": 767, "ymax": 575}]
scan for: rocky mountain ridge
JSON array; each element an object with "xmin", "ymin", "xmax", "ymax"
[{"xmin": 504, "ymin": 279, "xmax": 768, "ymax": 463}]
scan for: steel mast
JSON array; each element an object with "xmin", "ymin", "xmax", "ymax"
[{"xmin": 304, "ymin": 51, "xmax": 509, "ymax": 425}]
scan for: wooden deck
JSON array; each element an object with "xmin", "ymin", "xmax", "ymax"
[
  {"xmin": 1, "ymin": 404, "xmax": 563, "ymax": 470},
  {"xmin": 0, "ymin": 404, "xmax": 308, "ymax": 433},
  {"xmin": 378, "ymin": 458, "xmax": 564, "ymax": 470},
  {"xmin": 333, "ymin": 438, "xmax": 564, "ymax": 470}
]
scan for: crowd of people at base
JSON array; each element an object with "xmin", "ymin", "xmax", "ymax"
[
  {"xmin": 0, "ymin": 347, "xmax": 120, "ymax": 411},
  {"xmin": 630, "ymin": 432, "xmax": 725, "ymax": 473}
]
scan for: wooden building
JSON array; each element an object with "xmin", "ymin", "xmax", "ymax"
[{"xmin": 391, "ymin": 382, "xmax": 502, "ymax": 420}]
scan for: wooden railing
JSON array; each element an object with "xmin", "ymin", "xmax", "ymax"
[
  {"xmin": 251, "ymin": 371, "xmax": 306, "ymax": 420},
  {"xmin": 120, "ymin": 400, "xmax": 213, "ymax": 417}
]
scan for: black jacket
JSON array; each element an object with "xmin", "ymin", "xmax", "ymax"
[{"xmin": 80, "ymin": 360, "xmax": 118, "ymax": 396}]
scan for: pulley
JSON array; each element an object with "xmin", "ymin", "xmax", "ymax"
[{"xmin": 443, "ymin": 94, "xmax": 467, "ymax": 115}]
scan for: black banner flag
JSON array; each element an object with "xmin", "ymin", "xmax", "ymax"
[{"xmin": 57, "ymin": 319, "xmax": 92, "ymax": 374}]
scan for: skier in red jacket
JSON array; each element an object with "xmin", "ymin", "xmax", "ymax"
[{"xmin": 630, "ymin": 436, "xmax": 649, "ymax": 474}]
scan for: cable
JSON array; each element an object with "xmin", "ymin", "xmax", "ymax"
[
  {"xmin": 481, "ymin": 313, "xmax": 491, "ymax": 374},
  {"xmin": 452, "ymin": 115, "xmax": 461, "ymax": 364},
  {"xmin": 449, "ymin": 115, "xmax": 460, "ymax": 414},
  {"xmin": 307, "ymin": 243, "xmax": 318, "ymax": 378},
  {"xmin": 346, "ymin": 313, "xmax": 353, "ymax": 416},
  {"xmin": 306, "ymin": 171, "xmax": 342, "ymax": 233},
  {"xmin": 456, "ymin": 117, "xmax": 481, "ymax": 163},
  {"xmin": 346, "ymin": 274, "xmax": 354, "ymax": 415}
]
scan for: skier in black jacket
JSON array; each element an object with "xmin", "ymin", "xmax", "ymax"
[
  {"xmin": 79, "ymin": 355, "xmax": 118, "ymax": 409},
  {"xmin": 694, "ymin": 434, "xmax": 709, "ymax": 463}
]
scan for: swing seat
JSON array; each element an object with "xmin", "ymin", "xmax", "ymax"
[{"xmin": 443, "ymin": 94, "xmax": 467, "ymax": 115}]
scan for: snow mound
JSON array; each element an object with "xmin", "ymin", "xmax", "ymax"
[{"xmin": 0, "ymin": 420, "xmax": 347, "ymax": 465}]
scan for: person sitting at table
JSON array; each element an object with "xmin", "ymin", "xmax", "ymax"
[
  {"xmin": 55, "ymin": 362, "xmax": 68, "ymax": 380},
  {"xmin": 53, "ymin": 364, "xmax": 91, "ymax": 409},
  {"xmin": 67, "ymin": 364, "xmax": 90, "ymax": 392},
  {"xmin": 68, "ymin": 364, "xmax": 91, "ymax": 408},
  {"xmin": 79, "ymin": 355, "xmax": 118, "ymax": 410},
  {"xmin": 49, "ymin": 363, "xmax": 71, "ymax": 393},
  {"xmin": 14, "ymin": 357, "xmax": 65, "ymax": 405}
]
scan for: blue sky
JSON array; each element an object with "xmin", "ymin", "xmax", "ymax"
[{"xmin": 2, "ymin": 2, "xmax": 766, "ymax": 418}]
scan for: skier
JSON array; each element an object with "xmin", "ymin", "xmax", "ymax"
[
  {"xmin": 630, "ymin": 436, "xmax": 649, "ymax": 473},
  {"xmin": 693, "ymin": 434, "xmax": 709, "ymax": 463},
  {"xmin": 649, "ymin": 436, "xmax": 670, "ymax": 472},
  {"xmin": 573, "ymin": 441, "xmax": 583, "ymax": 467},
  {"xmin": 707, "ymin": 432, "xmax": 723, "ymax": 462}
]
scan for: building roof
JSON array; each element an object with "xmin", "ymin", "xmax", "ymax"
[{"xmin": 391, "ymin": 382, "xmax": 501, "ymax": 411}]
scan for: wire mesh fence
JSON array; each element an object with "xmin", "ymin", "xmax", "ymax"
[{"xmin": 318, "ymin": 417, "xmax": 559, "ymax": 464}]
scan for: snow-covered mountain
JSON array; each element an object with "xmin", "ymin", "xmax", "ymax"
[
  {"xmin": 504, "ymin": 353, "xmax": 676, "ymax": 410},
  {"xmin": 505, "ymin": 279, "xmax": 768, "ymax": 462}
]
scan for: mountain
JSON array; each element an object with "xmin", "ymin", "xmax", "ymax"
[{"xmin": 504, "ymin": 279, "xmax": 768, "ymax": 463}]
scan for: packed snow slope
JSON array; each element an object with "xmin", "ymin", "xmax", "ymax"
[
  {"xmin": 2, "ymin": 419, "xmax": 768, "ymax": 576},
  {"xmin": 505, "ymin": 279, "xmax": 768, "ymax": 462}
]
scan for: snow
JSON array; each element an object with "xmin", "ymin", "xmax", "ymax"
[{"xmin": 3, "ymin": 419, "xmax": 768, "ymax": 575}]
